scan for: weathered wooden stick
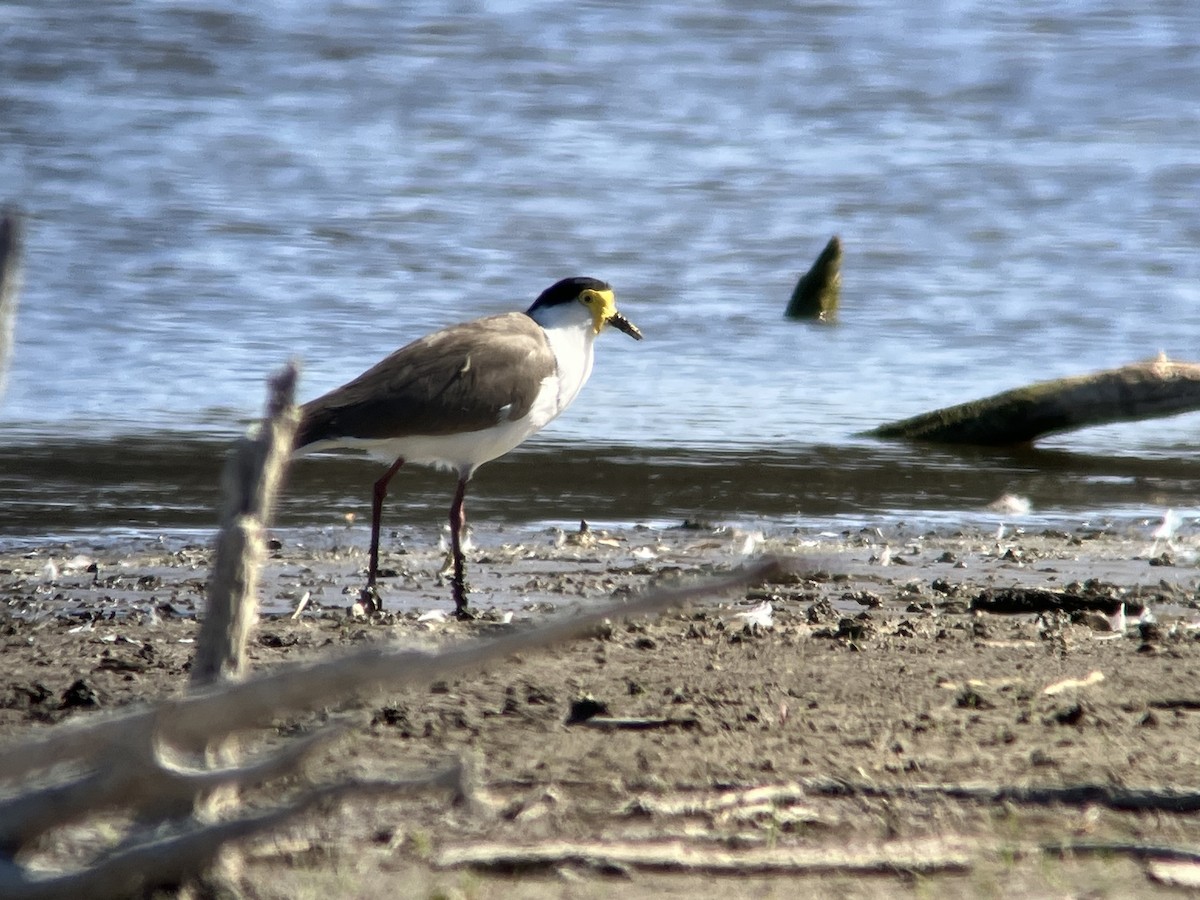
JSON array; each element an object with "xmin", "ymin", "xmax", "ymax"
[
  {"xmin": 802, "ymin": 776, "xmax": 1200, "ymax": 813},
  {"xmin": 0, "ymin": 362, "xmax": 488, "ymax": 898},
  {"xmin": 869, "ymin": 355, "xmax": 1200, "ymax": 445},
  {"xmin": 0, "ymin": 773, "xmax": 465, "ymax": 900},
  {"xmin": 785, "ymin": 235, "xmax": 841, "ymax": 321},
  {"xmin": 574, "ymin": 716, "xmax": 699, "ymax": 731},
  {"xmin": 0, "ymin": 726, "xmax": 341, "ymax": 854},
  {"xmin": 0, "ymin": 561, "xmax": 779, "ymax": 782},
  {"xmin": 629, "ymin": 777, "xmax": 1200, "ymax": 821},
  {"xmin": 186, "ymin": 361, "xmax": 300, "ymax": 887},
  {"xmin": 0, "ymin": 556, "xmax": 773, "ymax": 895},
  {"xmin": 0, "ymin": 208, "xmax": 24, "ymax": 397},
  {"xmin": 435, "ymin": 836, "xmax": 971, "ymax": 875},
  {"xmin": 192, "ymin": 362, "xmax": 301, "ymax": 685},
  {"xmin": 626, "ymin": 783, "xmax": 812, "ymax": 817},
  {"xmin": 1042, "ymin": 842, "xmax": 1200, "ymax": 864}
]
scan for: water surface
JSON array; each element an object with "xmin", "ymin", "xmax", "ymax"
[{"xmin": 2, "ymin": 1, "xmax": 1198, "ymax": 539}]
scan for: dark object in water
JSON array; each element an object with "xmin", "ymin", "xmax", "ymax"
[
  {"xmin": 869, "ymin": 355, "xmax": 1200, "ymax": 445},
  {"xmin": 785, "ymin": 235, "xmax": 841, "ymax": 321}
]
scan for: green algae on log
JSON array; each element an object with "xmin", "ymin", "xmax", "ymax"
[
  {"xmin": 785, "ymin": 235, "xmax": 841, "ymax": 321},
  {"xmin": 869, "ymin": 355, "xmax": 1200, "ymax": 445}
]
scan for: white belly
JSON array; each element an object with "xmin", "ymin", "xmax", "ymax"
[
  {"xmin": 302, "ymin": 373, "xmax": 568, "ymax": 476},
  {"xmin": 357, "ymin": 403, "xmax": 549, "ymax": 472}
]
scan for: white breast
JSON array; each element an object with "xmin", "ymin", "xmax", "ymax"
[{"xmin": 540, "ymin": 315, "xmax": 598, "ymax": 417}]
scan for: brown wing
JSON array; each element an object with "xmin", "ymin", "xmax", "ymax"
[{"xmin": 295, "ymin": 312, "xmax": 555, "ymax": 448}]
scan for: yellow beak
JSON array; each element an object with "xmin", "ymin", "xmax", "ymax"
[{"xmin": 587, "ymin": 289, "xmax": 643, "ymax": 340}]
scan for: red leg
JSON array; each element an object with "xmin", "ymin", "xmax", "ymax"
[
  {"xmin": 366, "ymin": 458, "xmax": 405, "ymax": 604},
  {"xmin": 448, "ymin": 474, "xmax": 472, "ymax": 618}
]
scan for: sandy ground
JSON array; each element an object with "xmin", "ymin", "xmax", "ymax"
[{"xmin": 4, "ymin": 520, "xmax": 1200, "ymax": 898}]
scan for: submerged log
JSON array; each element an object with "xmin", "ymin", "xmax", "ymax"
[
  {"xmin": 868, "ymin": 355, "xmax": 1200, "ymax": 445},
  {"xmin": 784, "ymin": 235, "xmax": 841, "ymax": 321}
]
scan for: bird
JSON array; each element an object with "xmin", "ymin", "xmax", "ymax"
[{"xmin": 293, "ymin": 276, "xmax": 642, "ymax": 617}]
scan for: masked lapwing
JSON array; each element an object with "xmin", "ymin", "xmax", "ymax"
[{"xmin": 294, "ymin": 276, "xmax": 642, "ymax": 617}]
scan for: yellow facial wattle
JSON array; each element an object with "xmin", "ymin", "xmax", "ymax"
[{"xmin": 581, "ymin": 288, "xmax": 618, "ymax": 334}]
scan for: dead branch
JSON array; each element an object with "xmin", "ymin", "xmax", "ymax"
[
  {"xmin": 193, "ymin": 362, "xmax": 300, "ymax": 685},
  {"xmin": 868, "ymin": 354, "xmax": 1200, "ymax": 445},
  {"xmin": 623, "ymin": 778, "xmax": 1200, "ymax": 832},
  {"xmin": 435, "ymin": 836, "xmax": 971, "ymax": 876},
  {"xmin": 0, "ymin": 363, "xmax": 477, "ymax": 898},
  {"xmin": 1042, "ymin": 842, "xmax": 1200, "ymax": 864},
  {"xmin": 0, "ymin": 341, "xmax": 778, "ymax": 896},
  {"xmin": 0, "ymin": 550, "xmax": 775, "ymax": 896},
  {"xmin": 185, "ymin": 361, "xmax": 300, "ymax": 880},
  {"xmin": 626, "ymin": 783, "xmax": 812, "ymax": 818},
  {"xmin": 800, "ymin": 777, "xmax": 1200, "ymax": 814},
  {"xmin": 0, "ymin": 772, "xmax": 468, "ymax": 900},
  {"xmin": 0, "ymin": 561, "xmax": 778, "ymax": 785},
  {"xmin": 0, "ymin": 727, "xmax": 340, "ymax": 857}
]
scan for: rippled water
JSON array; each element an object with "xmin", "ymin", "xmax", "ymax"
[{"xmin": 1, "ymin": 1, "xmax": 1199, "ymax": 538}]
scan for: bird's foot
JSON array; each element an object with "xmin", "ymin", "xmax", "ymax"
[
  {"xmin": 452, "ymin": 579, "xmax": 473, "ymax": 620},
  {"xmin": 356, "ymin": 584, "xmax": 383, "ymax": 616},
  {"xmin": 436, "ymin": 550, "xmax": 455, "ymax": 581}
]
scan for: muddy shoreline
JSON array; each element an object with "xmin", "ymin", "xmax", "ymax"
[{"xmin": 4, "ymin": 522, "xmax": 1200, "ymax": 896}]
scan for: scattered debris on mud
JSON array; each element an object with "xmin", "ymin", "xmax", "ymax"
[{"xmin": 3, "ymin": 521, "xmax": 1200, "ymax": 896}]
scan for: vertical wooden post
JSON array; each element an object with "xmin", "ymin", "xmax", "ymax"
[
  {"xmin": 0, "ymin": 209, "xmax": 23, "ymax": 398},
  {"xmin": 186, "ymin": 361, "xmax": 301, "ymax": 892},
  {"xmin": 193, "ymin": 363, "xmax": 301, "ymax": 685}
]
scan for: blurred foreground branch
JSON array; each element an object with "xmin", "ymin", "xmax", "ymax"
[
  {"xmin": 0, "ymin": 352, "xmax": 777, "ymax": 898},
  {"xmin": 193, "ymin": 362, "xmax": 300, "ymax": 685}
]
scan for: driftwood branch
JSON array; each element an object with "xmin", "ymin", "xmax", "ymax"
[
  {"xmin": 433, "ymin": 836, "xmax": 1200, "ymax": 882},
  {"xmin": 0, "ymin": 363, "xmax": 324, "ymax": 899},
  {"xmin": 0, "ymin": 208, "xmax": 24, "ymax": 397},
  {"xmin": 0, "ymin": 725, "xmax": 341, "ymax": 858},
  {"xmin": 193, "ymin": 362, "xmax": 300, "ymax": 685},
  {"xmin": 0, "ymin": 363, "xmax": 488, "ymax": 898},
  {"xmin": 0, "ymin": 343, "xmax": 777, "ymax": 897},
  {"xmin": 0, "ymin": 561, "xmax": 776, "ymax": 784},
  {"xmin": 0, "ymin": 538, "xmax": 775, "ymax": 896},
  {"xmin": 0, "ymin": 772, "xmax": 468, "ymax": 900},
  {"xmin": 186, "ymin": 361, "xmax": 300, "ymax": 887},
  {"xmin": 800, "ymin": 776, "xmax": 1200, "ymax": 814},
  {"xmin": 785, "ymin": 235, "xmax": 841, "ymax": 321},
  {"xmin": 629, "ymin": 777, "xmax": 1200, "ymax": 825},
  {"xmin": 435, "ymin": 836, "xmax": 971, "ymax": 876},
  {"xmin": 435, "ymin": 777, "xmax": 1200, "ymax": 879},
  {"xmin": 869, "ymin": 355, "xmax": 1200, "ymax": 445}
]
